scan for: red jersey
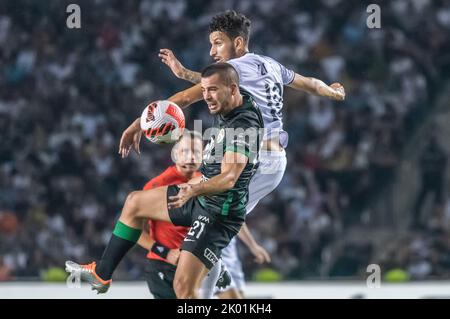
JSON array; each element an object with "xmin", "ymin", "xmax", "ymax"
[{"xmin": 143, "ymin": 166, "xmax": 200, "ymax": 262}]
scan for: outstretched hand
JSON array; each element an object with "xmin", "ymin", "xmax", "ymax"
[
  {"xmin": 119, "ymin": 118, "xmax": 142, "ymax": 158},
  {"xmin": 167, "ymin": 183, "xmax": 195, "ymax": 209},
  {"xmin": 250, "ymin": 244, "xmax": 271, "ymax": 264},
  {"xmin": 329, "ymin": 82, "xmax": 345, "ymax": 101},
  {"xmin": 159, "ymin": 49, "xmax": 185, "ymax": 79}
]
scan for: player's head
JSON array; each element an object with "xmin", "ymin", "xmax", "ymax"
[
  {"xmin": 201, "ymin": 63, "xmax": 240, "ymax": 115},
  {"xmin": 172, "ymin": 130, "xmax": 203, "ymax": 176},
  {"xmin": 209, "ymin": 10, "xmax": 251, "ymax": 62}
]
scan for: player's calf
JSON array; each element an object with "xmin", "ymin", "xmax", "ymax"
[{"xmin": 64, "ymin": 186, "xmax": 174, "ymax": 295}]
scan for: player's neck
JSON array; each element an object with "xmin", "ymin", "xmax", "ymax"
[{"xmin": 236, "ymin": 48, "xmax": 249, "ymax": 57}]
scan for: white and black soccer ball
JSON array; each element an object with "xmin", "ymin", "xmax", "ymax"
[{"xmin": 140, "ymin": 100, "xmax": 185, "ymax": 144}]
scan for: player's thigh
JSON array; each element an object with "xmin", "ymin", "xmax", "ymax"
[
  {"xmin": 132, "ymin": 186, "xmax": 170, "ymax": 222},
  {"xmin": 178, "ymin": 199, "xmax": 244, "ymax": 286},
  {"xmin": 247, "ymin": 154, "xmax": 287, "ymax": 213},
  {"xmin": 182, "ymin": 210, "xmax": 243, "ymax": 271}
]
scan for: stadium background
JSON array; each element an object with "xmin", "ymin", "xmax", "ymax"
[{"xmin": 1, "ymin": 0, "xmax": 450, "ymax": 297}]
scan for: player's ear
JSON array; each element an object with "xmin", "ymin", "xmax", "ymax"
[
  {"xmin": 230, "ymin": 83, "xmax": 238, "ymax": 96},
  {"xmin": 234, "ymin": 36, "xmax": 245, "ymax": 51}
]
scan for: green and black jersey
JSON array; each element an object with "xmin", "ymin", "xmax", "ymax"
[{"xmin": 198, "ymin": 93, "xmax": 264, "ymax": 218}]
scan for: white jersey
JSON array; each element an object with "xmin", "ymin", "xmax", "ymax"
[{"xmin": 227, "ymin": 53, "xmax": 295, "ymax": 147}]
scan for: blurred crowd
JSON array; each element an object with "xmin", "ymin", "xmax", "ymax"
[{"xmin": 1, "ymin": 0, "xmax": 450, "ymax": 282}]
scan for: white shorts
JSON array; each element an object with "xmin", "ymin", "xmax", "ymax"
[{"xmin": 218, "ymin": 149, "xmax": 287, "ymax": 293}]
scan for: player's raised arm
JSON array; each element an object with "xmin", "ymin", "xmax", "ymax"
[
  {"xmin": 167, "ymin": 83, "xmax": 203, "ymax": 109},
  {"xmin": 159, "ymin": 48, "xmax": 202, "ymax": 84},
  {"xmin": 288, "ymin": 73, "xmax": 346, "ymax": 101},
  {"xmin": 118, "ymin": 84, "xmax": 203, "ymax": 158},
  {"xmin": 119, "ymin": 118, "xmax": 142, "ymax": 158}
]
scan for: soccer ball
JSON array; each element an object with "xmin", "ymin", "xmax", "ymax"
[{"xmin": 140, "ymin": 100, "xmax": 185, "ymax": 144}]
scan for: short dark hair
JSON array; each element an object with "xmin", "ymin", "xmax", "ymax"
[
  {"xmin": 201, "ymin": 63, "xmax": 239, "ymax": 86},
  {"xmin": 209, "ymin": 10, "xmax": 251, "ymax": 43}
]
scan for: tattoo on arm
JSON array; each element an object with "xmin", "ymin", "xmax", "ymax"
[{"xmin": 182, "ymin": 69, "xmax": 201, "ymax": 84}]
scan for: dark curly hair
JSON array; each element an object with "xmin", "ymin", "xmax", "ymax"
[{"xmin": 209, "ymin": 10, "xmax": 251, "ymax": 43}]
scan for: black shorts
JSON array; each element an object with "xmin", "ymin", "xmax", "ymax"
[
  {"xmin": 144, "ymin": 259, "xmax": 177, "ymax": 299},
  {"xmin": 167, "ymin": 185, "xmax": 244, "ymax": 269}
]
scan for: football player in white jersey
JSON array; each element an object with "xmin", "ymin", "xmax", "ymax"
[
  {"xmin": 119, "ymin": 10, "xmax": 345, "ymax": 299},
  {"xmin": 159, "ymin": 10, "xmax": 345, "ymax": 298}
]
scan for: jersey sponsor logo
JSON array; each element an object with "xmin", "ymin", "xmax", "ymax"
[
  {"xmin": 204, "ymin": 248, "xmax": 219, "ymax": 265},
  {"xmin": 231, "ymin": 137, "xmax": 250, "ymax": 149},
  {"xmin": 198, "ymin": 215, "xmax": 210, "ymax": 223},
  {"xmin": 233, "ymin": 140, "xmax": 249, "ymax": 146}
]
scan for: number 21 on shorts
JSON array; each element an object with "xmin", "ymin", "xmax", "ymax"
[{"xmin": 187, "ymin": 220, "xmax": 206, "ymax": 239}]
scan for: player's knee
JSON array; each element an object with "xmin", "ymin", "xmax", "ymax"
[
  {"xmin": 124, "ymin": 191, "xmax": 141, "ymax": 216},
  {"xmin": 173, "ymin": 276, "xmax": 197, "ymax": 299}
]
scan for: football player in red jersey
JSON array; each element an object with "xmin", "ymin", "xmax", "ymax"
[{"xmin": 136, "ymin": 130, "xmax": 203, "ymax": 299}]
